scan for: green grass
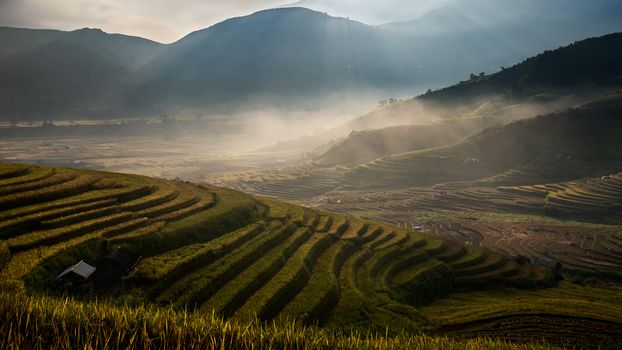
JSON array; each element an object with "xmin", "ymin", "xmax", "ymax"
[
  {"xmin": 0, "ymin": 167, "xmax": 53, "ymax": 188},
  {"xmin": 0, "ymin": 173, "xmax": 100, "ymax": 210},
  {"xmin": 0, "ymin": 170, "xmax": 75, "ymax": 197},
  {"xmin": 207, "ymin": 226, "xmax": 315, "ymax": 318},
  {"xmin": 154, "ymin": 222, "xmax": 298, "ymax": 307},
  {"xmin": 119, "ymin": 185, "xmax": 178, "ymax": 211},
  {"xmin": 0, "ymin": 198, "xmax": 118, "ymax": 237},
  {"xmin": 235, "ymin": 232, "xmax": 332, "ymax": 320},
  {"xmin": 0, "ymin": 163, "xmax": 29, "ymax": 179},
  {"xmin": 41, "ymin": 204, "xmax": 120, "ymax": 228},
  {"xmin": 8, "ymin": 212, "xmax": 134, "ymax": 251},
  {"xmin": 279, "ymin": 240, "xmax": 357, "ymax": 324},
  {"xmin": 448, "ymin": 248, "xmax": 487, "ymax": 269},
  {"xmin": 0, "ymin": 185, "xmax": 152, "ymax": 221},
  {"xmin": 108, "ymin": 221, "xmax": 167, "ymax": 243},
  {"xmin": 455, "ymin": 253, "xmax": 506, "ymax": 275},
  {"xmin": 3, "ymin": 217, "xmax": 148, "ymax": 289},
  {"xmin": 137, "ymin": 222, "xmax": 265, "ymax": 283},
  {"xmin": 127, "ymin": 187, "xmax": 259, "ymax": 256}
]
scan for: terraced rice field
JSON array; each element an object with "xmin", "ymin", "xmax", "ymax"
[
  {"xmin": 208, "ymin": 165, "xmax": 344, "ymax": 201},
  {"xmin": 343, "ymin": 155, "xmax": 501, "ymax": 190},
  {"xmin": 499, "ymin": 172, "xmax": 622, "ymax": 217},
  {"xmin": 324, "ymin": 171, "xmax": 622, "ymax": 218},
  {"xmin": 1, "ymin": 162, "xmax": 559, "ymax": 334},
  {"xmin": 420, "ymin": 282, "xmax": 622, "ymax": 349},
  {"xmin": 312, "ymin": 172, "xmax": 622, "ymax": 277},
  {"xmin": 424, "ymin": 222, "xmax": 622, "ymax": 276},
  {"xmin": 0, "ymin": 163, "xmax": 224, "ymax": 288}
]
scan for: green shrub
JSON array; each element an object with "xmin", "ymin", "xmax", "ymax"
[{"xmin": 391, "ymin": 261, "xmax": 454, "ymax": 306}]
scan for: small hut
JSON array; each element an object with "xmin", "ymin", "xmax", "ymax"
[
  {"xmin": 56, "ymin": 260, "xmax": 96, "ymax": 284},
  {"xmin": 93, "ymin": 248, "xmax": 142, "ymax": 284}
]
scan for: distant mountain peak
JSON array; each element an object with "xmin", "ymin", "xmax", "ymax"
[
  {"xmin": 178, "ymin": 6, "xmax": 360, "ymax": 43},
  {"xmin": 74, "ymin": 27, "xmax": 105, "ymax": 33}
]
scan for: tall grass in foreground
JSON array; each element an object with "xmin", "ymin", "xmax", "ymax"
[{"xmin": 0, "ymin": 293, "xmax": 556, "ymax": 350}]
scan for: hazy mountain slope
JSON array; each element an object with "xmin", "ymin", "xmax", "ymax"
[
  {"xmin": 0, "ymin": 28, "xmax": 164, "ymax": 119},
  {"xmin": 315, "ymin": 117, "xmax": 500, "ymax": 166},
  {"xmin": 382, "ymin": 0, "xmax": 622, "ymax": 57},
  {"xmin": 0, "ymin": 27, "xmax": 64, "ymax": 60},
  {"xmin": 0, "ymin": 40, "xmax": 130, "ymax": 118},
  {"xmin": 137, "ymin": 6, "xmax": 622, "ymax": 113},
  {"xmin": 346, "ymin": 32, "xmax": 622, "ymax": 131},
  {"xmin": 135, "ymin": 8, "xmax": 403, "ymax": 112},
  {"xmin": 1, "ymin": 4, "xmax": 621, "ymax": 119},
  {"xmin": 419, "ymin": 32, "xmax": 622, "ymax": 106},
  {"xmin": 309, "ymin": 33, "xmax": 622, "ymax": 166},
  {"xmin": 345, "ymin": 93, "xmax": 622, "ymax": 189},
  {"xmin": 0, "ymin": 27, "xmax": 164, "ymax": 70}
]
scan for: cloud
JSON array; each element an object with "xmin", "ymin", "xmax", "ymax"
[
  {"xmin": 0, "ymin": 0, "xmax": 280, "ymax": 43},
  {"xmin": 0, "ymin": 0, "xmax": 454, "ymax": 42},
  {"xmin": 1, "ymin": 0, "xmax": 615, "ymax": 43}
]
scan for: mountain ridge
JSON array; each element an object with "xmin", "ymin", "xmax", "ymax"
[{"xmin": 1, "ymin": 5, "xmax": 621, "ymax": 119}]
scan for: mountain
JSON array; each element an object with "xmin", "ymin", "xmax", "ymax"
[
  {"xmin": 0, "ymin": 27, "xmax": 164, "ymax": 70},
  {"xmin": 346, "ymin": 32, "xmax": 622, "ymax": 131},
  {"xmin": 314, "ymin": 117, "xmax": 500, "ymax": 166},
  {"xmin": 0, "ymin": 27, "xmax": 164, "ymax": 119},
  {"xmin": 301, "ymin": 32, "xmax": 622, "ymax": 167},
  {"xmin": 1, "ymin": 4, "xmax": 622, "ymax": 119},
  {"xmin": 345, "ymin": 93, "xmax": 622, "ymax": 190},
  {"xmin": 132, "ymin": 8, "xmax": 398, "ymax": 112},
  {"xmin": 382, "ymin": 0, "xmax": 622, "ymax": 53},
  {"xmin": 418, "ymin": 32, "xmax": 622, "ymax": 107},
  {"xmin": 139, "ymin": 6, "xmax": 622, "ymax": 114}
]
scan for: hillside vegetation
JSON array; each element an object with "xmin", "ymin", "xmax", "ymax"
[
  {"xmin": 346, "ymin": 32, "xmax": 622, "ymax": 132},
  {"xmin": 345, "ymin": 93, "xmax": 622, "ymax": 190},
  {"xmin": 418, "ymin": 32, "xmax": 622, "ymax": 106},
  {"xmin": 0, "ymin": 27, "xmax": 163, "ymax": 118}
]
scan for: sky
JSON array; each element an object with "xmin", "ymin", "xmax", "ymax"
[{"xmin": 0, "ymin": 0, "xmax": 447, "ymax": 43}]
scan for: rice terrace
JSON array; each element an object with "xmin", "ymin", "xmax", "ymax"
[{"xmin": 1, "ymin": 1, "xmax": 622, "ymax": 349}]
